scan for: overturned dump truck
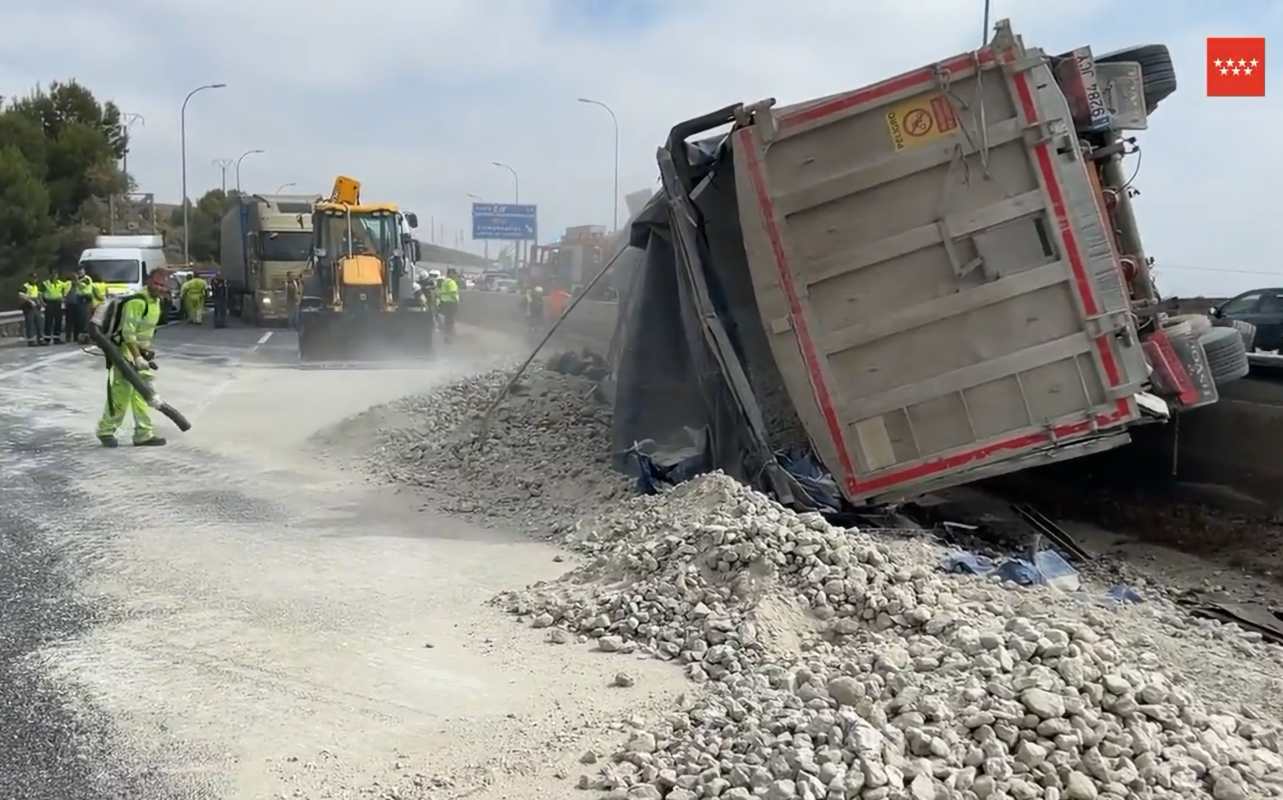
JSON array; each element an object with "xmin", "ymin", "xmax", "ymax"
[{"xmin": 613, "ymin": 20, "xmax": 1245, "ymax": 509}]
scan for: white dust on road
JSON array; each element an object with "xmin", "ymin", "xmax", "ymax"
[{"xmin": 4, "ymin": 326, "xmax": 687, "ymax": 799}]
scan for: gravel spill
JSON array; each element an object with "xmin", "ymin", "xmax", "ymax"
[
  {"xmin": 496, "ymin": 474, "xmax": 1283, "ymax": 800},
  {"xmin": 366, "ymin": 363, "xmax": 632, "ymax": 535}
]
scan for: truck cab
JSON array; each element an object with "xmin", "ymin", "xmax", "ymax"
[{"xmin": 221, "ymin": 195, "xmax": 318, "ymax": 325}]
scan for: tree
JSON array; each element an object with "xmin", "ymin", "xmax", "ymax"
[
  {"xmin": 0, "ymin": 80, "xmax": 127, "ymax": 306},
  {"xmin": 167, "ymin": 188, "xmax": 239, "ymax": 264},
  {"xmin": 0, "ymin": 145, "xmax": 56, "ymax": 274}
]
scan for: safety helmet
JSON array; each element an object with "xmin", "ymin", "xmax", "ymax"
[{"xmin": 428, "ymin": 269, "xmax": 442, "ymax": 279}]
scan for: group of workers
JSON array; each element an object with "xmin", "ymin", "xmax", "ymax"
[
  {"xmin": 17, "ymin": 268, "xmax": 103, "ymax": 346},
  {"xmin": 520, "ymin": 283, "xmax": 572, "ymax": 329},
  {"xmin": 171, "ymin": 272, "xmax": 230, "ymax": 327},
  {"xmin": 414, "ymin": 267, "xmax": 461, "ymax": 340}
]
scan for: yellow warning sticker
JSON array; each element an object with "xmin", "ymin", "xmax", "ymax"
[{"xmin": 885, "ymin": 93, "xmax": 960, "ymax": 151}]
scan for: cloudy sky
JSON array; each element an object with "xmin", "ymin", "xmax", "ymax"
[{"xmin": 3, "ymin": 0, "xmax": 1279, "ymax": 296}]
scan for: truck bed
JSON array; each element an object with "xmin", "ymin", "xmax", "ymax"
[{"xmin": 730, "ymin": 23, "xmax": 1148, "ymax": 504}]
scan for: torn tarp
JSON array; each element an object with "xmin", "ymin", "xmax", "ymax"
[
  {"xmin": 943, "ymin": 549, "xmax": 1081, "ymax": 591},
  {"xmin": 610, "ymin": 109, "xmax": 834, "ymax": 510}
]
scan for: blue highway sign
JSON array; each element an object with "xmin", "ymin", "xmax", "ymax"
[{"xmin": 472, "ymin": 203, "xmax": 537, "ymax": 240}]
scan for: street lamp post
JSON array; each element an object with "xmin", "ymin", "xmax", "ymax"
[
  {"xmin": 275, "ymin": 182, "xmax": 297, "ymax": 194},
  {"xmin": 212, "ymin": 158, "xmax": 233, "ymax": 193},
  {"xmin": 181, "ymin": 82, "xmax": 226, "ymax": 265},
  {"xmin": 577, "ymin": 97, "xmax": 619, "ymax": 231},
  {"xmin": 467, "ymin": 192, "xmax": 489, "ymax": 259},
  {"xmin": 236, "ymin": 149, "xmax": 265, "ymax": 194},
  {"xmin": 491, "ymin": 161, "xmax": 520, "ymax": 267}
]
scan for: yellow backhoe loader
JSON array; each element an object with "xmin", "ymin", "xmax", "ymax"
[{"xmin": 297, "ymin": 176, "xmax": 430, "ymax": 360}]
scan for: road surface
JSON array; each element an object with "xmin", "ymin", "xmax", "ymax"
[{"xmin": 0, "ymin": 322, "xmax": 683, "ymax": 799}]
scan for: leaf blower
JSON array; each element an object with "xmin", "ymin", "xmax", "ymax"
[{"xmin": 88, "ymin": 297, "xmax": 191, "ymax": 432}]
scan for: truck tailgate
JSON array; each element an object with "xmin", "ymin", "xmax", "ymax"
[{"xmin": 732, "ymin": 28, "xmax": 1148, "ymax": 504}]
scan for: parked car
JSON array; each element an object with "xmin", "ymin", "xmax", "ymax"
[{"xmin": 1212, "ymin": 288, "xmax": 1283, "ymax": 351}]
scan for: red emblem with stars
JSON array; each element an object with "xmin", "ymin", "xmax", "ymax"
[{"xmin": 1207, "ymin": 37, "xmax": 1266, "ymax": 97}]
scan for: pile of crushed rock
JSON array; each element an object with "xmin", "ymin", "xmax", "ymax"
[
  {"xmin": 368, "ymin": 364, "xmax": 632, "ymax": 535},
  {"xmin": 497, "ymin": 474, "xmax": 1283, "ymax": 800}
]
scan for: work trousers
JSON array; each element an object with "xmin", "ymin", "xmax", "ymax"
[
  {"xmin": 22, "ymin": 305, "xmax": 44, "ymax": 344},
  {"xmin": 440, "ymin": 301, "xmax": 457, "ymax": 338},
  {"xmin": 96, "ymin": 365, "xmax": 155, "ymax": 443},
  {"xmin": 43, "ymin": 299, "xmax": 63, "ymax": 342},
  {"xmin": 65, "ymin": 299, "xmax": 88, "ymax": 342},
  {"xmin": 184, "ymin": 296, "xmax": 204, "ymax": 324},
  {"xmin": 213, "ymin": 299, "xmax": 228, "ymax": 328}
]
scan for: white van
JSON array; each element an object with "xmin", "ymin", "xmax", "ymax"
[{"xmin": 78, "ymin": 235, "xmax": 168, "ymax": 297}]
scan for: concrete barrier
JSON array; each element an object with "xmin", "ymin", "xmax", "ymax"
[
  {"xmin": 458, "ymin": 290, "xmax": 618, "ymax": 351},
  {"xmin": 1162, "ymin": 375, "xmax": 1283, "ymax": 511}
]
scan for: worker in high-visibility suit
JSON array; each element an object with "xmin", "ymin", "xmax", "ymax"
[
  {"xmin": 181, "ymin": 274, "xmax": 208, "ymax": 324},
  {"xmin": 437, "ymin": 268, "xmax": 460, "ymax": 342},
  {"xmin": 90, "ymin": 275, "xmax": 107, "ymax": 309},
  {"xmin": 97, "ymin": 270, "xmax": 169, "ymax": 448},
  {"xmin": 18, "ymin": 274, "xmax": 45, "ymax": 347}
]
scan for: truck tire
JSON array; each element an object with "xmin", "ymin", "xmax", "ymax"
[
  {"xmin": 1164, "ymin": 313, "xmax": 1213, "ymax": 337},
  {"xmin": 1214, "ymin": 318, "xmax": 1257, "ymax": 351},
  {"xmin": 1096, "ymin": 44, "xmax": 1176, "ymax": 114},
  {"xmin": 1199, "ymin": 326, "xmax": 1250, "ymax": 385}
]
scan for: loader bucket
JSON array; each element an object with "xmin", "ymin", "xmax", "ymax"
[{"xmin": 298, "ymin": 307, "xmax": 434, "ymax": 362}]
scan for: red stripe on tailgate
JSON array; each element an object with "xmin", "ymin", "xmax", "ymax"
[
  {"xmin": 1009, "ymin": 57, "xmax": 1126, "ymax": 392},
  {"xmin": 779, "ymin": 50, "xmax": 994, "ymax": 130},
  {"xmin": 736, "ymin": 127, "xmax": 858, "ymax": 489}
]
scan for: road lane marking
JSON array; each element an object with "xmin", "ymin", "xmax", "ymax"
[
  {"xmin": 0, "ymin": 349, "xmax": 84, "ymax": 382},
  {"xmin": 255, "ymin": 332, "xmax": 273, "ymax": 347}
]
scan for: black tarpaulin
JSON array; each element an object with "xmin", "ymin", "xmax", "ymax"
[{"xmin": 608, "ymin": 119, "xmax": 835, "ymax": 510}]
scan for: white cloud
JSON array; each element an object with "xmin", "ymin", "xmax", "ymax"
[{"xmin": 3, "ymin": 0, "xmax": 1280, "ymax": 296}]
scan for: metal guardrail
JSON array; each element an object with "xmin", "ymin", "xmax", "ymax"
[{"xmin": 0, "ymin": 309, "xmax": 25, "ymax": 340}]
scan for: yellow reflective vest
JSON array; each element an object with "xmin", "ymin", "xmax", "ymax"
[
  {"xmin": 41, "ymin": 279, "xmax": 67, "ymax": 300},
  {"xmin": 438, "ymin": 277, "xmax": 459, "ymax": 305}
]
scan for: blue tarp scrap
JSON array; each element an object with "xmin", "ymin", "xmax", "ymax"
[
  {"xmin": 775, "ymin": 449, "xmax": 842, "ymax": 511},
  {"xmin": 1106, "ymin": 584, "xmax": 1144, "ymax": 604},
  {"xmin": 621, "ymin": 427, "xmax": 713, "ymax": 494},
  {"xmin": 943, "ymin": 549, "xmax": 1081, "ymax": 591}
]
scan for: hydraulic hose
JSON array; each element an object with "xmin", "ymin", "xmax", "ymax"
[{"xmin": 87, "ymin": 323, "xmax": 192, "ymax": 432}]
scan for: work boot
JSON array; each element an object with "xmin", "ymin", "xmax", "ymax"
[
  {"xmin": 98, "ymin": 435, "xmax": 119, "ymax": 448},
  {"xmin": 133, "ymin": 437, "xmax": 167, "ymax": 447}
]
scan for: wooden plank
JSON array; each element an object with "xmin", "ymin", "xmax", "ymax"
[
  {"xmin": 775, "ymin": 117, "xmax": 1026, "ymax": 217},
  {"xmin": 822, "ymin": 261, "xmax": 1069, "ymax": 354},
  {"xmin": 842, "ymin": 333, "xmax": 1093, "ymax": 421}
]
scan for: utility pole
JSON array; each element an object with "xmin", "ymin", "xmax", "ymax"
[
  {"xmin": 120, "ymin": 113, "xmax": 144, "ymax": 185},
  {"xmin": 212, "ymin": 158, "xmax": 233, "ymax": 193}
]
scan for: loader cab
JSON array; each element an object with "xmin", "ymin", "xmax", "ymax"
[{"xmin": 311, "ymin": 204, "xmax": 408, "ymax": 310}]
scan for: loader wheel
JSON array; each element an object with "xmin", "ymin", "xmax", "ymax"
[
  {"xmin": 1214, "ymin": 318, "xmax": 1257, "ymax": 352},
  {"xmin": 1199, "ymin": 326, "xmax": 1250, "ymax": 386},
  {"xmin": 1096, "ymin": 44, "xmax": 1176, "ymax": 114}
]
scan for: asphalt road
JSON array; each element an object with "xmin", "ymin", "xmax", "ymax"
[{"xmin": 0, "ymin": 320, "xmax": 684, "ymax": 799}]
